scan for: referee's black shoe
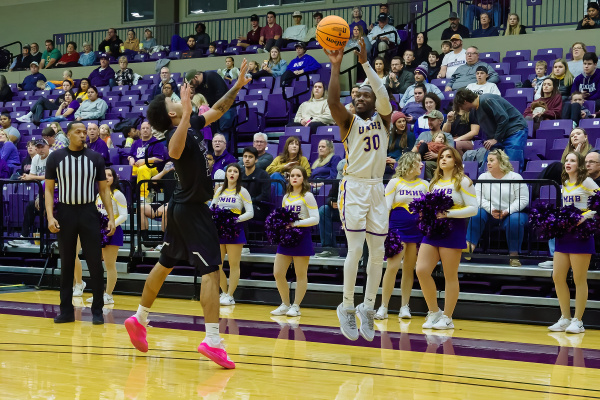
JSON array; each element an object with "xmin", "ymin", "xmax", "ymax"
[
  {"xmin": 54, "ymin": 313, "xmax": 75, "ymax": 323},
  {"xmin": 92, "ymin": 313, "xmax": 104, "ymax": 325}
]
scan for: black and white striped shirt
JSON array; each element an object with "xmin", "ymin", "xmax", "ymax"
[{"xmin": 45, "ymin": 148, "xmax": 107, "ymax": 205}]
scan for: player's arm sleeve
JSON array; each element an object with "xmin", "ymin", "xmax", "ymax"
[
  {"xmin": 361, "ymin": 62, "xmax": 393, "ymax": 116},
  {"xmin": 238, "ymin": 188, "xmax": 254, "ymax": 222},
  {"xmin": 293, "ymin": 193, "xmax": 319, "ymax": 227},
  {"xmin": 446, "ymin": 178, "xmax": 478, "ymax": 218},
  {"xmin": 114, "ymin": 191, "xmax": 128, "ymax": 227}
]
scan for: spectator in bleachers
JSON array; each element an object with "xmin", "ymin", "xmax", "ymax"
[
  {"xmin": 46, "ymin": 70, "xmax": 74, "ymax": 89},
  {"xmin": 218, "ymin": 57, "xmax": 240, "ymax": 83},
  {"xmin": 259, "ymin": 11, "xmax": 283, "ymax": 52},
  {"xmin": 454, "ymin": 88, "xmax": 528, "ymax": 171},
  {"xmin": 162, "ymin": 82, "xmax": 180, "ymax": 103},
  {"xmin": 98, "ymin": 28, "xmax": 123, "ymax": 57},
  {"xmin": 415, "ymin": 131, "xmax": 449, "ymax": 161},
  {"xmin": 414, "ymin": 32, "xmax": 432, "ymax": 66},
  {"xmin": 440, "ymin": 40, "xmax": 451, "ymax": 55},
  {"xmin": 238, "ymin": 133, "xmax": 273, "ymax": 170},
  {"xmin": 364, "ymin": 57, "xmax": 387, "ymax": 85},
  {"xmin": 237, "ymin": 14, "xmax": 262, "ymax": 49},
  {"xmin": 0, "ymin": 130, "xmax": 20, "ymax": 171},
  {"xmin": 39, "ymin": 39, "xmax": 61, "ymax": 69},
  {"xmin": 387, "ymin": 112, "xmax": 416, "ymax": 162},
  {"xmin": 287, "ymin": 82, "xmax": 334, "ymax": 135},
  {"xmin": 251, "ymin": 47, "xmax": 288, "ymax": 80},
  {"xmin": 315, "ymin": 180, "xmax": 340, "ymax": 258},
  {"xmin": 402, "ymin": 83, "xmax": 427, "ymax": 121},
  {"xmin": 9, "ymin": 44, "xmax": 33, "ymax": 72},
  {"xmin": 29, "ymin": 43, "xmax": 41, "ymax": 64},
  {"xmin": 150, "ymin": 67, "xmax": 180, "ymax": 101},
  {"xmin": 466, "ymin": 65, "xmax": 501, "ymax": 95},
  {"xmin": 139, "ymin": 161, "xmax": 175, "ymax": 249},
  {"xmin": 41, "ymin": 126, "xmax": 66, "ymax": 152},
  {"xmin": 280, "ymin": 42, "xmax": 321, "ymax": 87},
  {"xmin": 302, "ymin": 12, "xmax": 323, "ymax": 44},
  {"xmin": 111, "ymin": 56, "xmax": 134, "ymax": 88},
  {"xmin": 445, "ymin": 46, "xmax": 499, "ymax": 91},
  {"xmin": 345, "ymin": 85, "xmax": 359, "ymax": 111},
  {"xmin": 88, "ymin": 54, "xmax": 115, "ymax": 88},
  {"xmin": 400, "ymin": 66, "xmax": 444, "ymax": 108},
  {"xmin": 17, "ymin": 61, "xmax": 46, "ymax": 91},
  {"xmin": 471, "ymin": 12, "xmax": 500, "ymax": 38},
  {"xmin": 79, "ymin": 42, "xmax": 96, "ymax": 66},
  {"xmin": 123, "ymin": 30, "xmax": 140, "ymax": 52},
  {"xmin": 0, "ymin": 75, "xmax": 12, "ymax": 102},
  {"xmin": 210, "ymin": 133, "xmax": 237, "ymax": 179},
  {"xmin": 207, "ymin": 42, "xmax": 217, "ymax": 57},
  {"xmin": 413, "ymin": 93, "xmax": 443, "ymax": 137},
  {"xmin": 86, "ymin": 123, "xmax": 109, "ymax": 164},
  {"xmin": 438, "ymin": 35, "xmax": 466, "ymax": 79},
  {"xmin": 569, "ymin": 42, "xmax": 587, "ymax": 77},
  {"xmin": 55, "ymin": 42, "xmax": 80, "ymax": 68},
  {"xmin": 194, "ymin": 22, "xmax": 211, "ymax": 49},
  {"xmin": 403, "ymin": 49, "xmax": 417, "ymax": 73},
  {"xmin": 310, "ymin": 139, "xmax": 341, "ymax": 181},
  {"xmin": 74, "ymin": 78, "xmax": 90, "ymax": 102},
  {"xmin": 349, "ymin": 6, "xmax": 368, "ymax": 34},
  {"xmin": 267, "ymin": 136, "xmax": 311, "ymax": 183},
  {"xmin": 191, "ymin": 93, "xmax": 209, "ymax": 114},
  {"xmin": 565, "ymin": 91, "xmax": 597, "ymax": 126},
  {"xmin": 384, "ymin": 56, "xmax": 414, "ymax": 95},
  {"xmin": 74, "ymin": 86, "xmax": 108, "ymax": 121},
  {"xmin": 585, "ymin": 151, "xmax": 600, "ymax": 185},
  {"xmin": 275, "ymin": 11, "xmax": 307, "ymax": 50},
  {"xmin": 142, "ymin": 29, "xmax": 157, "ymax": 52},
  {"xmin": 572, "ymin": 52, "xmax": 600, "ymax": 110},
  {"xmin": 129, "ymin": 121, "xmax": 167, "ymax": 199},
  {"xmin": 441, "ymin": 12, "xmax": 470, "ymax": 40},
  {"xmin": 443, "ymin": 108, "xmax": 480, "ymax": 155},
  {"xmin": 345, "ymin": 25, "xmax": 372, "ymax": 56},
  {"xmin": 413, "ymin": 110, "xmax": 453, "ymax": 178},
  {"xmin": 0, "ymin": 112, "xmax": 20, "ymax": 143},
  {"xmin": 49, "ymin": 122, "xmax": 69, "ymax": 147},
  {"xmin": 426, "ymin": 51, "xmax": 441, "ymax": 82},
  {"xmin": 240, "ymin": 146, "xmax": 271, "ymax": 220},
  {"xmin": 39, "ymin": 90, "xmax": 80, "ymax": 123},
  {"xmin": 466, "ymin": 149, "xmax": 529, "ymax": 266},
  {"xmin": 524, "ymin": 78, "xmax": 563, "ymax": 128},
  {"xmin": 124, "ymin": 125, "xmax": 139, "ymax": 148},
  {"xmin": 524, "ymin": 60, "xmax": 548, "ymax": 92},
  {"xmin": 367, "ymin": 12, "xmax": 400, "ymax": 57},
  {"xmin": 465, "ymin": 1, "xmax": 500, "ymax": 33},
  {"xmin": 99, "ymin": 124, "xmax": 113, "ymax": 148},
  {"xmin": 369, "ymin": 3, "xmax": 394, "ymax": 29},
  {"xmin": 504, "ymin": 13, "xmax": 527, "ymax": 35},
  {"xmin": 18, "ymin": 140, "xmax": 36, "ymax": 175},
  {"xmin": 576, "ymin": 2, "xmax": 600, "ymax": 29}
]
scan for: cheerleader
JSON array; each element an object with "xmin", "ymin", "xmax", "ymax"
[
  {"xmin": 211, "ymin": 163, "xmax": 254, "ymax": 306},
  {"xmin": 85, "ymin": 167, "xmax": 128, "ymax": 305},
  {"xmin": 376, "ymin": 152, "xmax": 428, "ymax": 320},
  {"xmin": 271, "ymin": 166, "xmax": 319, "ymax": 317},
  {"xmin": 416, "ymin": 146, "xmax": 477, "ymax": 330},
  {"xmin": 549, "ymin": 151, "xmax": 599, "ymax": 334}
]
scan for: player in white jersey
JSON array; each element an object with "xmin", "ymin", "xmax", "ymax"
[
  {"xmin": 325, "ymin": 38, "xmax": 393, "ymax": 341},
  {"xmin": 549, "ymin": 152, "xmax": 599, "ymax": 334},
  {"xmin": 211, "ymin": 163, "xmax": 254, "ymax": 306}
]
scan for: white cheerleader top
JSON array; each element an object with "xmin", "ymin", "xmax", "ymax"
[
  {"xmin": 95, "ymin": 190, "xmax": 128, "ymax": 227},
  {"xmin": 385, "ymin": 177, "xmax": 429, "ymax": 212},
  {"xmin": 430, "ymin": 177, "xmax": 478, "ymax": 218},
  {"xmin": 212, "ymin": 187, "xmax": 254, "ymax": 222},
  {"xmin": 282, "ymin": 192, "xmax": 319, "ymax": 227}
]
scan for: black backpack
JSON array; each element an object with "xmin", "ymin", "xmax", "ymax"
[{"xmin": 0, "ymin": 49, "xmax": 11, "ymax": 70}]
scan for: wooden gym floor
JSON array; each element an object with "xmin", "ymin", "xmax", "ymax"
[{"xmin": 0, "ymin": 289, "xmax": 599, "ymax": 399}]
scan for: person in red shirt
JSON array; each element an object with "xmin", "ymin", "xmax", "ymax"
[
  {"xmin": 259, "ymin": 11, "xmax": 283, "ymax": 52},
  {"xmin": 55, "ymin": 42, "xmax": 80, "ymax": 68},
  {"xmin": 237, "ymin": 14, "xmax": 262, "ymax": 49}
]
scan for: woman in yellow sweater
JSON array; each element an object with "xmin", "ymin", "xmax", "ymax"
[{"xmin": 267, "ymin": 136, "xmax": 311, "ymax": 196}]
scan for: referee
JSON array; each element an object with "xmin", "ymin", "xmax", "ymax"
[{"xmin": 45, "ymin": 122, "xmax": 116, "ymax": 325}]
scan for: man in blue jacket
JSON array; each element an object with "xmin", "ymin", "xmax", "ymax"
[
  {"xmin": 18, "ymin": 62, "xmax": 46, "ymax": 91},
  {"xmin": 88, "ymin": 54, "xmax": 115, "ymax": 87},
  {"xmin": 280, "ymin": 42, "xmax": 321, "ymax": 87}
]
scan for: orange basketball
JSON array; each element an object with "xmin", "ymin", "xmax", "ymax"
[{"xmin": 316, "ymin": 15, "xmax": 351, "ymax": 51}]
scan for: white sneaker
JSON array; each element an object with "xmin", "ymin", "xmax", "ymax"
[
  {"xmin": 538, "ymin": 260, "xmax": 554, "ymax": 269},
  {"xmin": 7, "ymin": 237, "xmax": 33, "ymax": 247},
  {"xmin": 270, "ymin": 303, "xmax": 290, "ymax": 315},
  {"xmin": 356, "ymin": 303, "xmax": 376, "ymax": 341},
  {"xmin": 220, "ymin": 294, "xmax": 235, "ymax": 306},
  {"xmin": 399, "ymin": 305, "xmax": 412, "ymax": 319},
  {"xmin": 337, "ymin": 303, "xmax": 359, "ymax": 341},
  {"xmin": 548, "ymin": 316, "xmax": 571, "ymax": 332},
  {"xmin": 422, "ymin": 309, "xmax": 443, "ymax": 329},
  {"xmin": 16, "ymin": 113, "xmax": 32, "ymax": 123},
  {"xmin": 374, "ymin": 306, "xmax": 388, "ymax": 320},
  {"xmin": 565, "ymin": 318, "xmax": 585, "ymax": 334},
  {"xmin": 241, "ymin": 248, "xmax": 250, "ymax": 255},
  {"xmin": 73, "ymin": 281, "xmax": 86, "ymax": 297},
  {"xmin": 154, "ymin": 243, "xmax": 164, "ymax": 252},
  {"xmin": 432, "ymin": 314, "xmax": 454, "ymax": 330},
  {"xmin": 286, "ymin": 304, "xmax": 301, "ymax": 317},
  {"xmin": 104, "ymin": 293, "xmax": 114, "ymax": 305}
]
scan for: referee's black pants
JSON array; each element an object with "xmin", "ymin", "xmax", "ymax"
[{"xmin": 56, "ymin": 202, "xmax": 105, "ymax": 316}]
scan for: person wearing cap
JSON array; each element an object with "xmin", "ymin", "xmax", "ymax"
[
  {"xmin": 399, "ymin": 65, "xmax": 445, "ymax": 107},
  {"xmin": 466, "ymin": 65, "xmax": 501, "ymax": 95},
  {"xmin": 577, "ymin": 2, "xmax": 600, "ymax": 29},
  {"xmin": 18, "ymin": 61, "xmax": 46, "ymax": 91},
  {"xmin": 437, "ymin": 34, "xmax": 466, "ymax": 79},
  {"xmin": 259, "ymin": 11, "xmax": 283, "ymax": 52},
  {"xmin": 142, "ymin": 29, "xmax": 157, "ymax": 52},
  {"xmin": 274, "ymin": 11, "xmax": 307, "ymax": 50},
  {"xmin": 465, "ymin": 0, "xmax": 501, "ymax": 33},
  {"xmin": 369, "ymin": 3, "xmax": 394, "ymax": 30},
  {"xmin": 79, "ymin": 42, "xmax": 97, "ymax": 66},
  {"xmin": 98, "ymin": 28, "xmax": 123, "ymax": 57},
  {"xmin": 445, "ymin": 46, "xmax": 498, "ymax": 91},
  {"xmin": 349, "ymin": 7, "xmax": 368, "ymax": 36},
  {"xmin": 39, "ymin": 39, "xmax": 62, "ymax": 69},
  {"xmin": 471, "ymin": 12, "xmax": 500, "ymax": 38},
  {"xmin": 384, "ymin": 56, "xmax": 414, "ymax": 95},
  {"xmin": 88, "ymin": 53, "xmax": 115, "ymax": 87},
  {"xmin": 9, "ymin": 44, "xmax": 33, "ymax": 72},
  {"xmin": 24, "ymin": 139, "xmax": 50, "ymax": 182},
  {"xmin": 302, "ymin": 12, "xmax": 323, "ymax": 44},
  {"xmin": 441, "ymin": 12, "xmax": 470, "ymax": 40},
  {"xmin": 237, "ymin": 14, "xmax": 262, "ymax": 48},
  {"xmin": 367, "ymin": 12, "xmax": 400, "ymax": 56},
  {"xmin": 41, "ymin": 126, "xmax": 67, "ymax": 152},
  {"xmin": 280, "ymin": 42, "xmax": 321, "ymax": 87},
  {"xmin": 413, "ymin": 110, "xmax": 454, "ymax": 178}
]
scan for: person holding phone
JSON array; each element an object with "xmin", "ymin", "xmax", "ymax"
[{"xmin": 577, "ymin": 2, "xmax": 600, "ymax": 30}]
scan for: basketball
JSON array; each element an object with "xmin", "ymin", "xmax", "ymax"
[{"xmin": 316, "ymin": 15, "xmax": 351, "ymax": 51}]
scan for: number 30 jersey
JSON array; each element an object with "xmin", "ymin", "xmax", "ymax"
[{"xmin": 342, "ymin": 112, "xmax": 389, "ymax": 179}]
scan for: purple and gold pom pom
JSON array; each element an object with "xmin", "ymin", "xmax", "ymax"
[
  {"xmin": 409, "ymin": 191, "xmax": 454, "ymax": 238},
  {"xmin": 211, "ymin": 207, "xmax": 241, "ymax": 241},
  {"xmin": 98, "ymin": 213, "xmax": 110, "ymax": 247},
  {"xmin": 265, "ymin": 207, "xmax": 302, "ymax": 247},
  {"xmin": 529, "ymin": 203, "xmax": 559, "ymax": 240},
  {"xmin": 588, "ymin": 191, "xmax": 600, "ymax": 213},
  {"xmin": 554, "ymin": 204, "xmax": 583, "ymax": 238},
  {"xmin": 384, "ymin": 229, "xmax": 404, "ymax": 260}
]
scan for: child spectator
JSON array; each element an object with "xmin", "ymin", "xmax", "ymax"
[
  {"xmin": 440, "ymin": 40, "xmax": 451, "ymax": 55},
  {"xmin": 564, "ymin": 91, "xmax": 598, "ymax": 126},
  {"xmin": 414, "ymin": 131, "xmax": 448, "ymax": 160},
  {"xmin": 535, "ymin": 58, "xmax": 573, "ymax": 101},
  {"xmin": 218, "ymin": 57, "xmax": 240, "ymax": 83},
  {"xmin": 526, "ymin": 60, "xmax": 548, "ymax": 91},
  {"xmin": 207, "ymin": 42, "xmax": 217, "ymax": 57},
  {"xmin": 427, "ymin": 51, "xmax": 441, "ymax": 82},
  {"xmin": 99, "ymin": 124, "xmax": 114, "ymax": 148},
  {"xmin": 466, "ymin": 65, "xmax": 501, "ymax": 95},
  {"xmin": 124, "ymin": 126, "xmax": 140, "ymax": 148}
]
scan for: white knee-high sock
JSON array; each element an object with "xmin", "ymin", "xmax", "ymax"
[
  {"xmin": 363, "ymin": 233, "xmax": 385, "ymax": 310},
  {"xmin": 343, "ymin": 230, "xmax": 366, "ymax": 308}
]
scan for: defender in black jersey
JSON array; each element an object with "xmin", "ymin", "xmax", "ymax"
[{"xmin": 125, "ymin": 59, "xmax": 252, "ymax": 369}]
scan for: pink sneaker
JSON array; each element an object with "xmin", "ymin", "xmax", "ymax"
[
  {"xmin": 197, "ymin": 338, "xmax": 235, "ymax": 369},
  {"xmin": 125, "ymin": 316, "xmax": 148, "ymax": 353}
]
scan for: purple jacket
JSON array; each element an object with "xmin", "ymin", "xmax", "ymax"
[
  {"xmin": 211, "ymin": 150, "xmax": 237, "ymax": 179},
  {"xmin": 87, "ymin": 137, "xmax": 109, "ymax": 163},
  {"xmin": 402, "ymin": 102, "xmax": 426, "ymax": 120},
  {"xmin": 88, "ymin": 66, "xmax": 115, "ymax": 87},
  {"xmin": 572, "ymin": 68, "xmax": 600, "ymax": 101},
  {"xmin": 130, "ymin": 137, "xmax": 167, "ymax": 166}
]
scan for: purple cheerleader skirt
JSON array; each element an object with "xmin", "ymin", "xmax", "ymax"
[
  {"xmin": 219, "ymin": 227, "xmax": 247, "ymax": 245},
  {"xmin": 555, "ymin": 232, "xmax": 595, "ymax": 254},
  {"xmin": 422, "ymin": 218, "xmax": 468, "ymax": 249},
  {"xmin": 105, "ymin": 226, "xmax": 124, "ymax": 247},
  {"xmin": 389, "ymin": 207, "xmax": 423, "ymax": 244},
  {"xmin": 277, "ymin": 226, "xmax": 314, "ymax": 257}
]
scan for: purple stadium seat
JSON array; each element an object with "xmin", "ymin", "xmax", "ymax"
[
  {"xmin": 236, "ymin": 107, "xmax": 263, "ymax": 135},
  {"xmin": 524, "ymin": 139, "xmax": 546, "ymax": 160},
  {"xmin": 533, "ymin": 54, "xmax": 557, "ymax": 68},
  {"xmin": 463, "ymin": 161, "xmax": 478, "ymax": 180},
  {"xmin": 309, "ymin": 74, "xmax": 321, "ymax": 85},
  {"xmin": 431, "ymin": 78, "xmax": 449, "ymax": 87},
  {"xmin": 224, "ymin": 47, "xmax": 243, "ymax": 55},
  {"xmin": 306, "ymin": 40, "xmax": 322, "ymax": 50},
  {"xmin": 246, "ymin": 45, "xmax": 261, "ymax": 54},
  {"xmin": 18, "ymin": 123, "xmax": 36, "ymax": 133},
  {"xmin": 536, "ymin": 128, "xmax": 566, "ymax": 142},
  {"xmin": 546, "ymin": 138, "xmax": 569, "ymax": 160},
  {"xmin": 315, "ymin": 126, "xmax": 340, "ymax": 138},
  {"xmin": 501, "ymin": 56, "xmax": 525, "ymax": 75},
  {"xmin": 114, "ymin": 165, "xmax": 133, "ymax": 180},
  {"xmin": 257, "ymin": 76, "xmax": 274, "ymax": 89},
  {"xmin": 113, "ymin": 86, "xmax": 129, "ymax": 93},
  {"xmin": 143, "ymin": 74, "xmax": 159, "ymax": 82},
  {"xmin": 497, "ymin": 81, "xmax": 515, "ymax": 96},
  {"xmin": 301, "ymin": 144, "xmax": 310, "ymax": 158},
  {"xmin": 112, "ymin": 132, "xmax": 126, "ymax": 148},
  {"xmin": 505, "ymin": 88, "xmax": 535, "ymax": 102},
  {"xmin": 537, "ymin": 47, "xmax": 563, "ymax": 58},
  {"xmin": 284, "ymin": 127, "xmax": 310, "ymax": 143},
  {"xmin": 265, "ymin": 145, "xmax": 278, "ymax": 158},
  {"xmin": 168, "ymin": 51, "xmax": 182, "ymax": 60},
  {"xmin": 579, "ymin": 119, "xmax": 600, "ymax": 130},
  {"xmin": 505, "ymin": 49, "xmax": 531, "ymax": 60},
  {"xmin": 500, "ymin": 75, "xmax": 521, "ymax": 84},
  {"xmin": 102, "ymin": 119, "xmax": 120, "ymax": 129},
  {"xmin": 539, "ymin": 119, "xmax": 573, "ymax": 134},
  {"xmin": 480, "ymin": 51, "xmax": 500, "ymax": 63},
  {"xmin": 248, "ymin": 89, "xmax": 270, "ymax": 100},
  {"xmin": 522, "ymin": 160, "xmax": 556, "ymax": 179},
  {"xmin": 108, "ymin": 148, "xmax": 120, "ymax": 165},
  {"xmin": 132, "ymin": 54, "xmax": 149, "ymax": 63},
  {"xmin": 149, "ymin": 52, "xmax": 166, "ymax": 61},
  {"xmin": 503, "ymin": 96, "xmax": 527, "ymax": 113},
  {"xmin": 491, "ymin": 63, "xmax": 509, "ymax": 75},
  {"xmin": 333, "ymin": 143, "xmax": 345, "ymax": 159},
  {"xmin": 265, "ymin": 94, "xmax": 290, "ymax": 127}
]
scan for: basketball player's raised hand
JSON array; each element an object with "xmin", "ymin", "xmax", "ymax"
[
  {"xmin": 353, "ymin": 38, "xmax": 368, "ymax": 64},
  {"xmin": 180, "ymin": 82, "xmax": 192, "ymax": 117},
  {"xmin": 323, "ymin": 48, "xmax": 343, "ymax": 66},
  {"xmin": 236, "ymin": 58, "xmax": 253, "ymax": 88}
]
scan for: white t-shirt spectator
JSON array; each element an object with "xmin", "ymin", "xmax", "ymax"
[
  {"xmin": 30, "ymin": 154, "xmax": 48, "ymax": 176},
  {"xmin": 442, "ymin": 50, "xmax": 467, "ymax": 79},
  {"xmin": 466, "ymin": 81, "xmax": 501, "ymax": 95}
]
